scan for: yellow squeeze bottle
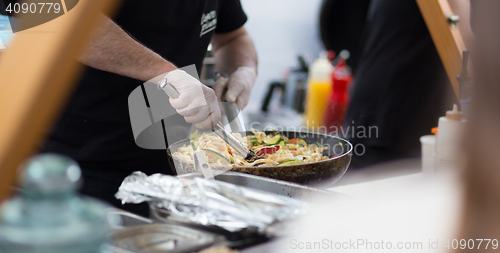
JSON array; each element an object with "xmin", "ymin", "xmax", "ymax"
[{"xmin": 304, "ymin": 52, "xmax": 333, "ymax": 130}]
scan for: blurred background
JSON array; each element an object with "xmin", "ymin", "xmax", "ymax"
[
  {"xmin": 241, "ymin": 0, "xmax": 323, "ymax": 109},
  {"xmin": 3, "ymin": 1, "xmax": 500, "ymax": 251},
  {"xmin": 1, "ymin": 0, "xmax": 325, "ymax": 96}
]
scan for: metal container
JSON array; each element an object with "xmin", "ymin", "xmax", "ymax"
[
  {"xmin": 109, "ymin": 171, "xmax": 344, "ymax": 251},
  {"xmin": 108, "ymin": 209, "xmax": 153, "ymax": 229},
  {"xmin": 180, "ymin": 171, "xmax": 339, "ymax": 201},
  {"xmin": 109, "ymin": 223, "xmax": 222, "ymax": 253},
  {"xmin": 148, "ymin": 171, "xmax": 342, "ymax": 247},
  {"xmin": 148, "ymin": 205, "xmax": 267, "ymax": 249}
]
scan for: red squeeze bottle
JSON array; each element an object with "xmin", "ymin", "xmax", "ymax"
[{"xmin": 323, "ymin": 60, "xmax": 352, "ymax": 129}]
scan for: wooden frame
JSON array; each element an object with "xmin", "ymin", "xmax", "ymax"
[
  {"xmin": 416, "ymin": 0, "xmax": 468, "ymax": 98},
  {"xmin": 0, "ymin": 0, "xmax": 121, "ymax": 202}
]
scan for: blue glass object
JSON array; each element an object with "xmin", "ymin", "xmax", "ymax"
[
  {"xmin": 0, "ymin": 154, "xmax": 113, "ymax": 253},
  {"xmin": 0, "ymin": 15, "xmax": 14, "ymax": 46}
]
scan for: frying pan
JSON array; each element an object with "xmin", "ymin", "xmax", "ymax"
[{"xmin": 167, "ymin": 131, "xmax": 353, "ymax": 188}]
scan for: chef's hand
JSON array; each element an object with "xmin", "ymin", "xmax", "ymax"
[
  {"xmin": 214, "ymin": 66, "xmax": 257, "ymax": 110},
  {"xmin": 166, "ymin": 69, "xmax": 221, "ymax": 129}
]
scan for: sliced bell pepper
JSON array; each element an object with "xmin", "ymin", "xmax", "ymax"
[{"xmin": 256, "ymin": 145, "xmax": 280, "ymax": 157}]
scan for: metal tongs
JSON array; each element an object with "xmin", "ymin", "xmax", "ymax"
[
  {"xmin": 216, "ymin": 73, "xmax": 247, "ymax": 134},
  {"xmin": 193, "ymin": 151, "xmax": 214, "ymax": 180},
  {"xmin": 159, "ymin": 77, "xmax": 256, "ymax": 160}
]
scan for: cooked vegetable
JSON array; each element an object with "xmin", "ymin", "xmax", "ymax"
[
  {"xmin": 298, "ymin": 139, "xmax": 308, "ymax": 147},
  {"xmin": 289, "ymin": 138, "xmax": 307, "ymax": 147},
  {"xmin": 189, "ymin": 130, "xmax": 200, "ymax": 140},
  {"xmin": 202, "ymin": 149, "xmax": 231, "ymax": 164},
  {"xmin": 172, "ymin": 129, "xmax": 329, "ymax": 168},
  {"xmin": 263, "ymin": 134, "xmax": 281, "ymax": 145},
  {"xmin": 249, "ymin": 136, "xmax": 260, "ymax": 146},
  {"xmin": 278, "ymin": 159, "xmax": 305, "ymax": 166},
  {"xmin": 278, "ymin": 140, "xmax": 286, "ymax": 150},
  {"xmin": 256, "ymin": 146, "xmax": 280, "ymax": 157}
]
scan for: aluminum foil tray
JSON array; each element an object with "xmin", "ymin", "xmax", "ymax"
[{"xmin": 148, "ymin": 171, "xmax": 342, "ymax": 245}]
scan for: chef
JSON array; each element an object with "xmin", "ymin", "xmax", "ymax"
[
  {"xmin": 343, "ymin": 0, "xmax": 454, "ymax": 168},
  {"xmin": 1, "ymin": 0, "xmax": 258, "ymax": 216}
]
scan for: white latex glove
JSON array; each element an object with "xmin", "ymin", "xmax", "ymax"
[
  {"xmin": 166, "ymin": 69, "xmax": 221, "ymax": 129},
  {"xmin": 214, "ymin": 66, "xmax": 257, "ymax": 110}
]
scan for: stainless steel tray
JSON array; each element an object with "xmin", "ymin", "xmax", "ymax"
[
  {"xmin": 178, "ymin": 171, "xmax": 340, "ymax": 203},
  {"xmin": 108, "ymin": 209, "xmax": 153, "ymax": 229},
  {"xmin": 110, "ymin": 224, "xmax": 222, "ymax": 253},
  {"xmin": 107, "ymin": 209, "xmax": 224, "ymax": 253}
]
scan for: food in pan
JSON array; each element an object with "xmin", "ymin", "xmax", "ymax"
[
  {"xmin": 172, "ymin": 129, "xmax": 330, "ymax": 167},
  {"xmin": 198, "ymin": 247, "xmax": 238, "ymax": 253}
]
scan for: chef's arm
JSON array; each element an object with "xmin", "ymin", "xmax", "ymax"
[
  {"xmin": 79, "ymin": 16, "xmax": 176, "ymax": 81},
  {"xmin": 80, "ymin": 16, "xmax": 221, "ymax": 128},
  {"xmin": 211, "ymin": 27, "xmax": 258, "ymax": 75},
  {"xmin": 210, "ymin": 27, "xmax": 258, "ymax": 108}
]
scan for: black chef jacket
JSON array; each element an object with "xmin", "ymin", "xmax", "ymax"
[
  {"xmin": 2, "ymin": 0, "xmax": 248, "ymax": 215},
  {"xmin": 345, "ymin": 0, "xmax": 455, "ymax": 168}
]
